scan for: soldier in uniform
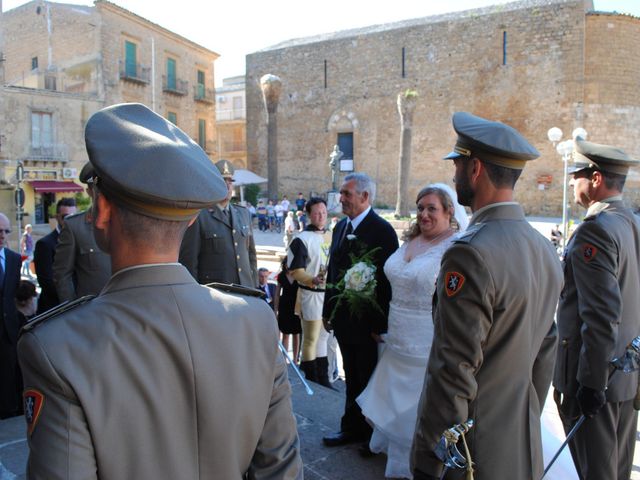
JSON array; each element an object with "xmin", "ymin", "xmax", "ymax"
[
  {"xmin": 17, "ymin": 103, "xmax": 302, "ymax": 480},
  {"xmin": 410, "ymin": 112, "xmax": 563, "ymax": 480},
  {"xmin": 53, "ymin": 162, "xmax": 111, "ymax": 302},
  {"xmin": 179, "ymin": 159, "xmax": 258, "ymax": 287},
  {"xmin": 553, "ymin": 138, "xmax": 640, "ymax": 480}
]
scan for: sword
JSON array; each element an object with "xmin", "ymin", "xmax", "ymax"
[
  {"xmin": 278, "ymin": 341, "xmax": 314, "ymax": 395},
  {"xmin": 434, "ymin": 419, "xmax": 474, "ymax": 480},
  {"xmin": 542, "ymin": 335, "xmax": 640, "ymax": 478}
]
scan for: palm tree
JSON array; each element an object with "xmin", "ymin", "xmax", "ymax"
[{"xmin": 395, "ymin": 89, "xmax": 418, "ymax": 218}]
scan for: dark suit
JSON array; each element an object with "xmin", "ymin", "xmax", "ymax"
[
  {"xmin": 259, "ymin": 282, "xmax": 276, "ymax": 310},
  {"xmin": 322, "ymin": 209, "xmax": 398, "ymax": 436},
  {"xmin": 0, "ymin": 247, "xmax": 23, "ymax": 418},
  {"xmin": 179, "ymin": 204, "xmax": 258, "ymax": 287},
  {"xmin": 34, "ymin": 229, "xmax": 60, "ymax": 314}
]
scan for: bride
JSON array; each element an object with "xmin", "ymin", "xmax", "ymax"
[{"xmin": 357, "ymin": 183, "xmax": 468, "ymax": 479}]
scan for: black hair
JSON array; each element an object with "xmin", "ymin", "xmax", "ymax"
[
  {"xmin": 305, "ymin": 197, "xmax": 326, "ymax": 215},
  {"xmin": 56, "ymin": 197, "xmax": 77, "ymax": 212},
  {"xmin": 482, "ymin": 161, "xmax": 522, "ymax": 189}
]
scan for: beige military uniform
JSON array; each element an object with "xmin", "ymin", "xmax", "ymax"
[
  {"xmin": 411, "ymin": 203, "xmax": 562, "ymax": 479},
  {"xmin": 53, "ymin": 210, "xmax": 111, "ymax": 302},
  {"xmin": 18, "ymin": 264, "xmax": 301, "ymax": 479},
  {"xmin": 554, "ymin": 198, "xmax": 640, "ymax": 479},
  {"xmin": 180, "ymin": 204, "xmax": 258, "ymax": 287}
]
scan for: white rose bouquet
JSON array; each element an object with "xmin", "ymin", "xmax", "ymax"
[{"xmin": 328, "ymin": 246, "xmax": 383, "ymax": 321}]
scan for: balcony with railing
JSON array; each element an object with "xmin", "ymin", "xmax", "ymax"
[
  {"xmin": 119, "ymin": 60, "xmax": 151, "ymax": 84},
  {"xmin": 23, "ymin": 144, "xmax": 68, "ymax": 162},
  {"xmin": 162, "ymin": 76, "xmax": 188, "ymax": 96},
  {"xmin": 220, "ymin": 141, "xmax": 246, "ymax": 154},
  {"xmin": 216, "ymin": 108, "xmax": 246, "ymax": 121},
  {"xmin": 194, "ymin": 85, "xmax": 215, "ymax": 104}
]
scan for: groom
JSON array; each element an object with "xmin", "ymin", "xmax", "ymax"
[{"xmin": 322, "ymin": 172, "xmax": 399, "ymax": 448}]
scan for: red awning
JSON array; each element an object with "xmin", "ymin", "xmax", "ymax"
[{"xmin": 28, "ymin": 180, "xmax": 83, "ymax": 193}]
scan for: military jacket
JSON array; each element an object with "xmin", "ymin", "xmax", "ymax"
[
  {"xmin": 53, "ymin": 210, "xmax": 111, "ymax": 302},
  {"xmin": 179, "ymin": 204, "xmax": 258, "ymax": 287},
  {"xmin": 411, "ymin": 203, "xmax": 563, "ymax": 480},
  {"xmin": 554, "ymin": 199, "xmax": 640, "ymax": 401},
  {"xmin": 18, "ymin": 264, "xmax": 302, "ymax": 480}
]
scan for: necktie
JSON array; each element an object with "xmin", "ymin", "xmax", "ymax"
[
  {"xmin": 0, "ymin": 255, "xmax": 5, "ymax": 293},
  {"xmin": 341, "ymin": 222, "xmax": 353, "ymax": 248}
]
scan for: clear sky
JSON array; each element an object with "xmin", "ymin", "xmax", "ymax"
[{"xmin": 2, "ymin": 0, "xmax": 638, "ymax": 86}]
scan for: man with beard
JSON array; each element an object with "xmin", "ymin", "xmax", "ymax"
[
  {"xmin": 18, "ymin": 103, "xmax": 301, "ymax": 479},
  {"xmin": 411, "ymin": 112, "xmax": 563, "ymax": 480},
  {"xmin": 553, "ymin": 138, "xmax": 640, "ymax": 479}
]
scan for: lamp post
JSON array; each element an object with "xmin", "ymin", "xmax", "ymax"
[{"xmin": 547, "ymin": 127, "xmax": 588, "ymax": 247}]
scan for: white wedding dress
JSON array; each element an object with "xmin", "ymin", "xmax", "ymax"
[{"xmin": 357, "ymin": 238, "xmax": 454, "ymax": 479}]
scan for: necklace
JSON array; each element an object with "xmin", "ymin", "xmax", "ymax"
[
  {"xmin": 417, "ymin": 227, "xmax": 455, "ymax": 248},
  {"xmin": 405, "ymin": 228, "xmax": 454, "ymax": 262}
]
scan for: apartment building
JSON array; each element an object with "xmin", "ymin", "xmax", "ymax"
[
  {"xmin": 0, "ymin": 0, "xmax": 218, "ymax": 229},
  {"xmin": 215, "ymin": 75, "xmax": 246, "ymax": 169}
]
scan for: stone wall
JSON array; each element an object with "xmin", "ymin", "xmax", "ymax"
[{"xmin": 247, "ymin": 0, "xmax": 640, "ymax": 214}]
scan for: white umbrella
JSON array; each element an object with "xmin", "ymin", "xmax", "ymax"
[
  {"xmin": 233, "ymin": 169, "xmax": 268, "ymax": 186},
  {"xmin": 231, "ymin": 169, "xmax": 268, "ymax": 203}
]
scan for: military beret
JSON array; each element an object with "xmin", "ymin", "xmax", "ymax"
[
  {"xmin": 215, "ymin": 159, "xmax": 235, "ymax": 179},
  {"xmin": 79, "ymin": 162, "xmax": 95, "ymax": 184},
  {"xmin": 568, "ymin": 138, "xmax": 639, "ymax": 176},
  {"xmin": 85, "ymin": 103, "xmax": 227, "ymax": 220},
  {"xmin": 444, "ymin": 112, "xmax": 540, "ymax": 170}
]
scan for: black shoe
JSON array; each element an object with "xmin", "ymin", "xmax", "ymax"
[
  {"xmin": 357, "ymin": 443, "xmax": 377, "ymax": 458},
  {"xmin": 322, "ymin": 431, "xmax": 365, "ymax": 447}
]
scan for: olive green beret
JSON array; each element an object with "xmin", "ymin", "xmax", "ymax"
[
  {"xmin": 569, "ymin": 138, "xmax": 639, "ymax": 176},
  {"xmin": 443, "ymin": 112, "xmax": 540, "ymax": 170},
  {"xmin": 85, "ymin": 103, "xmax": 227, "ymax": 220},
  {"xmin": 215, "ymin": 159, "xmax": 234, "ymax": 179}
]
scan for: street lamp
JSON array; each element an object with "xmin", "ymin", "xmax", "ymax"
[{"xmin": 547, "ymin": 127, "xmax": 588, "ymax": 247}]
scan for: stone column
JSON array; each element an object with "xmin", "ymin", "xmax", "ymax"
[
  {"xmin": 395, "ymin": 90, "xmax": 418, "ymax": 218},
  {"xmin": 260, "ymin": 74, "xmax": 282, "ymax": 200}
]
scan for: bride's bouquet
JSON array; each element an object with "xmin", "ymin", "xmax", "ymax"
[{"xmin": 328, "ymin": 245, "xmax": 383, "ymax": 321}]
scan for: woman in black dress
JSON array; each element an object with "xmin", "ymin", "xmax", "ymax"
[{"xmin": 274, "ymin": 258, "xmax": 301, "ymax": 363}]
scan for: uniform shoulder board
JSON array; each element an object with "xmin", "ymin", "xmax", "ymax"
[
  {"xmin": 453, "ymin": 223, "xmax": 485, "ymax": 244},
  {"xmin": 232, "ymin": 203, "xmax": 248, "ymax": 211},
  {"xmin": 20, "ymin": 295, "xmax": 96, "ymax": 335},
  {"xmin": 206, "ymin": 282, "xmax": 266, "ymax": 299}
]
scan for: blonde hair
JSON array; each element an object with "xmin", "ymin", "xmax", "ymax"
[{"xmin": 402, "ymin": 186, "xmax": 458, "ymax": 242}]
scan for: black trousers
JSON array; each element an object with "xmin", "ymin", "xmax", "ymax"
[
  {"xmin": 337, "ymin": 337, "xmax": 378, "ymax": 437},
  {"xmin": 0, "ymin": 323, "xmax": 21, "ymax": 419}
]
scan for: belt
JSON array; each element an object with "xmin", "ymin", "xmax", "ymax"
[{"xmin": 298, "ymin": 284, "xmax": 325, "ymax": 293}]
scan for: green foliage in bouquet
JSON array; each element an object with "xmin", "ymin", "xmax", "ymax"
[{"xmin": 328, "ymin": 245, "xmax": 384, "ymax": 322}]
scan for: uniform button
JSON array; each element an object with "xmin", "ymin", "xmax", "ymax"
[
  {"xmin": 236, "ymin": 255, "xmax": 240, "ymax": 259},
  {"xmin": 238, "ymin": 268, "xmax": 242, "ymax": 272},
  {"xmin": 561, "ymin": 339, "xmax": 568, "ymax": 346},
  {"xmin": 89, "ymin": 248, "xmax": 94, "ymax": 252},
  {"xmin": 234, "ymin": 242, "xmax": 238, "ymax": 246},
  {"xmin": 232, "ymin": 229, "xmax": 236, "ymax": 234}
]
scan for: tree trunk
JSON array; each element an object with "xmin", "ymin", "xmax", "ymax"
[
  {"xmin": 260, "ymin": 74, "xmax": 282, "ymax": 200},
  {"xmin": 395, "ymin": 91, "xmax": 418, "ymax": 218}
]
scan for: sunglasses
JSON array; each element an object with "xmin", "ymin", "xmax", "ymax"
[{"xmin": 0, "ymin": 229, "xmax": 11, "ymax": 234}]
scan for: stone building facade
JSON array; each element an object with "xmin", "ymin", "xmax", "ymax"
[
  {"xmin": 0, "ymin": 0, "xmax": 218, "ymax": 234},
  {"xmin": 216, "ymin": 75, "xmax": 247, "ymax": 169},
  {"xmin": 246, "ymin": 0, "xmax": 640, "ymax": 216}
]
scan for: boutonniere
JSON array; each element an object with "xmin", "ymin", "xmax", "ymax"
[{"xmin": 346, "ymin": 234, "xmax": 357, "ymax": 241}]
